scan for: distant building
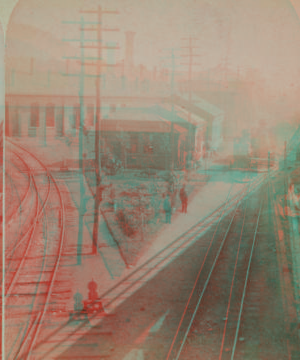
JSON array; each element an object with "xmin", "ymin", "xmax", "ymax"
[
  {"xmin": 167, "ymin": 94, "xmax": 224, "ymax": 158},
  {"xmin": 84, "ymin": 105, "xmax": 196, "ymax": 171}
]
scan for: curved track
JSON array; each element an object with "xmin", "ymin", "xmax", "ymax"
[
  {"xmin": 36, "ymin": 170, "xmax": 294, "ymax": 360},
  {"xmin": 27, "ymin": 169, "xmax": 269, "ymax": 359},
  {"xmin": 5, "ymin": 141, "xmax": 65, "ymax": 360},
  {"xmin": 5, "ymin": 152, "xmax": 32, "ymax": 225}
]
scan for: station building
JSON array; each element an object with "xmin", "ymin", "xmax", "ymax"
[
  {"xmin": 84, "ymin": 105, "xmax": 201, "ymax": 170},
  {"xmin": 5, "ymin": 69, "xmax": 222, "ymax": 171}
]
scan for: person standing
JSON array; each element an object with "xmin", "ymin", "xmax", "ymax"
[
  {"xmin": 163, "ymin": 194, "xmax": 172, "ymax": 224},
  {"xmin": 168, "ymin": 171, "xmax": 175, "ymax": 194},
  {"xmin": 180, "ymin": 184, "xmax": 188, "ymax": 214},
  {"xmin": 109, "ymin": 184, "xmax": 117, "ymax": 212}
]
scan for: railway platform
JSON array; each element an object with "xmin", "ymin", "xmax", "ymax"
[
  {"xmin": 26, "ymin": 174, "xmax": 265, "ymax": 358},
  {"xmin": 272, "ymin": 169, "xmax": 300, "ymax": 337},
  {"xmin": 6, "ymin": 138, "xmax": 282, "ymax": 360},
  {"xmin": 33, "ymin": 167, "xmax": 300, "ymax": 359}
]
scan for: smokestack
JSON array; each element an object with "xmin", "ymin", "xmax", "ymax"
[
  {"xmin": 66, "ymin": 59, "xmax": 70, "ymax": 75},
  {"xmin": 121, "ymin": 59, "xmax": 125, "ymax": 77},
  {"xmin": 153, "ymin": 66, "xmax": 157, "ymax": 81},
  {"xmin": 30, "ymin": 57, "xmax": 34, "ymax": 75},
  {"xmin": 11, "ymin": 69, "xmax": 15, "ymax": 86},
  {"xmin": 48, "ymin": 70, "xmax": 51, "ymax": 88},
  {"xmin": 125, "ymin": 31, "xmax": 135, "ymax": 78},
  {"xmin": 139, "ymin": 64, "xmax": 144, "ymax": 81}
]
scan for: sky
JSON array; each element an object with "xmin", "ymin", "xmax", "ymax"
[{"xmin": 2, "ymin": 0, "xmax": 300, "ymax": 93}]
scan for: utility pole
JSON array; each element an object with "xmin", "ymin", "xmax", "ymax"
[
  {"xmin": 62, "ymin": 9, "xmax": 119, "ymax": 263},
  {"xmin": 62, "ymin": 16, "xmax": 94, "ymax": 265},
  {"xmin": 284, "ymin": 140, "xmax": 287, "ymax": 171},
  {"xmin": 160, "ymin": 48, "xmax": 181, "ymax": 170},
  {"xmin": 181, "ymin": 36, "xmax": 201, "ymax": 167},
  {"xmin": 80, "ymin": 6, "xmax": 119, "ymax": 255}
]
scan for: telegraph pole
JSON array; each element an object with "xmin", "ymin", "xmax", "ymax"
[
  {"xmin": 181, "ymin": 37, "xmax": 201, "ymax": 119},
  {"xmin": 79, "ymin": 6, "xmax": 119, "ymax": 255},
  {"xmin": 160, "ymin": 48, "xmax": 181, "ymax": 170},
  {"xmin": 94, "ymin": 7, "xmax": 103, "ymax": 255},
  {"xmin": 284, "ymin": 140, "xmax": 287, "ymax": 171},
  {"xmin": 62, "ymin": 9, "xmax": 119, "ymax": 262},
  {"xmin": 181, "ymin": 36, "xmax": 201, "ymax": 167},
  {"xmin": 62, "ymin": 16, "xmax": 93, "ymax": 265}
]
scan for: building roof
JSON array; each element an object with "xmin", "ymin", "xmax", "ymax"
[
  {"xmin": 169, "ymin": 94, "xmax": 223, "ymax": 122},
  {"xmin": 188, "ymin": 94, "xmax": 224, "ymax": 117},
  {"xmin": 107, "ymin": 105, "xmax": 191, "ymax": 124},
  {"xmin": 107, "ymin": 108, "xmax": 161, "ymax": 122},
  {"xmin": 6, "ymin": 67, "xmax": 171, "ymax": 99},
  {"xmin": 101, "ymin": 105, "xmax": 192, "ymax": 133},
  {"xmin": 174, "ymin": 105, "xmax": 206, "ymax": 127}
]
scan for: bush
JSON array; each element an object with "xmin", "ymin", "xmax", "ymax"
[{"xmin": 116, "ymin": 209, "xmax": 137, "ymax": 238}]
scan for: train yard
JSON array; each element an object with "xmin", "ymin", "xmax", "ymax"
[
  {"xmin": 56, "ymin": 175, "xmax": 300, "ymax": 360},
  {"xmin": 5, "ymin": 142, "xmax": 66, "ymax": 360},
  {"xmin": 3, "ymin": 140, "xmax": 300, "ymax": 360}
]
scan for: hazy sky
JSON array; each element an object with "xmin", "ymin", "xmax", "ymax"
[{"xmin": 2, "ymin": 0, "xmax": 300, "ymax": 92}]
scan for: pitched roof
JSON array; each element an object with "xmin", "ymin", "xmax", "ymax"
[
  {"xmin": 188, "ymin": 94, "xmax": 223, "ymax": 117},
  {"xmin": 168, "ymin": 93, "xmax": 224, "ymax": 120},
  {"xmin": 107, "ymin": 105, "xmax": 190, "ymax": 125}
]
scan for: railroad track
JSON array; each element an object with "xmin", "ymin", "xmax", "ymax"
[
  {"xmin": 5, "ymin": 153, "xmax": 31, "ymax": 225},
  {"xmin": 165, "ymin": 185, "xmax": 264, "ymax": 360},
  {"xmin": 269, "ymin": 171, "xmax": 300, "ymax": 353},
  {"xmin": 28, "ymin": 166, "xmax": 271, "ymax": 359},
  {"xmin": 5, "ymin": 148, "xmax": 50, "ymax": 265},
  {"xmin": 5, "ymin": 170, "xmax": 22, "ymax": 224},
  {"xmin": 162, "ymin": 174, "xmax": 291, "ymax": 360},
  {"xmin": 5, "ymin": 141, "xmax": 65, "ymax": 360}
]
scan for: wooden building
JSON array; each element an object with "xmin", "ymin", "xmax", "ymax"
[{"xmin": 84, "ymin": 106, "xmax": 196, "ymax": 171}]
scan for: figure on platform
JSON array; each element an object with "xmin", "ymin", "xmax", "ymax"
[
  {"xmin": 109, "ymin": 184, "xmax": 117, "ymax": 212},
  {"xmin": 69, "ymin": 291, "xmax": 89, "ymax": 323},
  {"xmin": 168, "ymin": 171, "xmax": 176, "ymax": 193},
  {"xmin": 151, "ymin": 191, "xmax": 162, "ymax": 224},
  {"xmin": 163, "ymin": 193, "xmax": 172, "ymax": 224},
  {"xmin": 180, "ymin": 184, "xmax": 188, "ymax": 214},
  {"xmin": 83, "ymin": 279, "xmax": 105, "ymax": 314}
]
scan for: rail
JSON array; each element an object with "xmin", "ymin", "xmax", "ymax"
[
  {"xmin": 32, "ymin": 164, "xmax": 270, "ymax": 359},
  {"xmin": 6, "ymin": 140, "xmax": 66, "ymax": 360}
]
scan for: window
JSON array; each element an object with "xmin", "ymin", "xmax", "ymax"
[
  {"xmin": 144, "ymin": 144, "xmax": 153, "ymax": 154},
  {"xmin": 46, "ymin": 104, "xmax": 55, "ymax": 127},
  {"xmin": 73, "ymin": 104, "xmax": 80, "ymax": 129},
  {"xmin": 12, "ymin": 108, "xmax": 20, "ymax": 136},
  {"xmin": 30, "ymin": 103, "xmax": 39, "ymax": 127},
  {"xmin": 131, "ymin": 143, "xmax": 137, "ymax": 153},
  {"xmin": 87, "ymin": 104, "xmax": 94, "ymax": 127},
  {"xmin": 129, "ymin": 134, "xmax": 138, "ymax": 153},
  {"xmin": 57, "ymin": 106, "xmax": 64, "ymax": 134},
  {"xmin": 143, "ymin": 134, "xmax": 154, "ymax": 154}
]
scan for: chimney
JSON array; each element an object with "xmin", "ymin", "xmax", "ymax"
[
  {"xmin": 66, "ymin": 59, "xmax": 70, "ymax": 75},
  {"xmin": 11, "ymin": 69, "xmax": 15, "ymax": 86},
  {"xmin": 30, "ymin": 57, "xmax": 34, "ymax": 75},
  {"xmin": 139, "ymin": 64, "xmax": 144, "ymax": 81},
  {"xmin": 153, "ymin": 66, "xmax": 157, "ymax": 81},
  {"xmin": 121, "ymin": 59, "xmax": 125, "ymax": 77},
  {"xmin": 48, "ymin": 70, "xmax": 51, "ymax": 88},
  {"xmin": 125, "ymin": 31, "xmax": 135, "ymax": 78}
]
